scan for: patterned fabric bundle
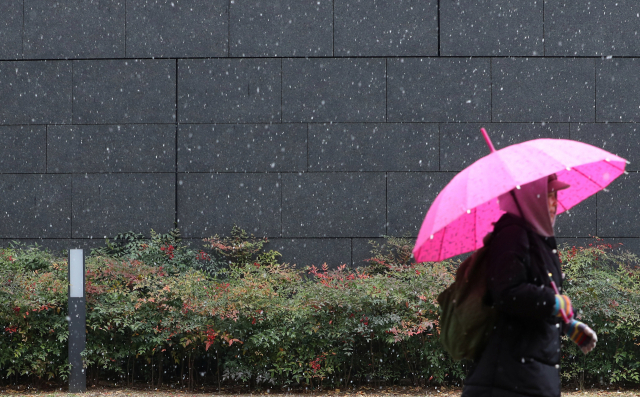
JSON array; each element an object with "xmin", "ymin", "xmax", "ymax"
[
  {"xmin": 566, "ymin": 320, "xmax": 590, "ymax": 346},
  {"xmin": 553, "ymin": 294, "xmax": 574, "ymax": 319}
]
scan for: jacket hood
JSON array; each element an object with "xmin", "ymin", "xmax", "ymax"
[{"xmin": 498, "ymin": 176, "xmax": 554, "ymax": 237}]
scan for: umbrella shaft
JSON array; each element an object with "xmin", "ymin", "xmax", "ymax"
[{"xmin": 549, "ymin": 280, "xmax": 570, "ymax": 324}]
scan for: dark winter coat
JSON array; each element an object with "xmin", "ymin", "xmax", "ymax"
[{"xmin": 462, "ymin": 213, "xmax": 564, "ymax": 397}]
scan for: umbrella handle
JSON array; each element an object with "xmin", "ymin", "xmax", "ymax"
[{"xmin": 549, "ymin": 280, "xmax": 571, "ymax": 324}]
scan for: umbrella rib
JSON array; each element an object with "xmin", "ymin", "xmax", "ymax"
[
  {"xmin": 437, "ymin": 227, "xmax": 446, "ymax": 262},
  {"xmin": 601, "ymin": 160, "xmax": 626, "ymax": 174},
  {"xmin": 557, "ymin": 199, "xmax": 568, "ymax": 213},
  {"xmin": 557, "ymin": 162, "xmax": 621, "ymax": 212},
  {"xmin": 473, "ymin": 207, "xmax": 477, "ymax": 250},
  {"xmin": 572, "ymin": 165, "xmax": 606, "ymax": 190}
]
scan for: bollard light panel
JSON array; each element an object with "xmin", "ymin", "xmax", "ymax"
[
  {"xmin": 68, "ymin": 248, "xmax": 86, "ymax": 393},
  {"xmin": 69, "ymin": 249, "xmax": 84, "ymax": 298}
]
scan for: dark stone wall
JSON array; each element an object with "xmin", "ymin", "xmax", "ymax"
[{"xmin": 1, "ymin": 1, "xmax": 639, "ymax": 266}]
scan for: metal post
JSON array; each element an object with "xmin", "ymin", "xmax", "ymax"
[{"xmin": 68, "ymin": 249, "xmax": 86, "ymax": 393}]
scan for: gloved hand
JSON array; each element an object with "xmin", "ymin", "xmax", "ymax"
[
  {"xmin": 566, "ymin": 319, "xmax": 597, "ymax": 354},
  {"xmin": 553, "ymin": 294, "xmax": 574, "ymax": 320}
]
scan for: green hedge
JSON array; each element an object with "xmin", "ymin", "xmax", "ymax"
[{"xmin": 1, "ymin": 228, "xmax": 639, "ymax": 391}]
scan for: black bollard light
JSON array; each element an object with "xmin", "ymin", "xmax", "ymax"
[{"xmin": 68, "ymin": 249, "xmax": 86, "ymax": 393}]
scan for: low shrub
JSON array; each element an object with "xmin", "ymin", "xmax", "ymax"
[
  {"xmin": 1, "ymin": 231, "xmax": 639, "ymax": 391},
  {"xmin": 90, "ymin": 229, "xmax": 225, "ymax": 275},
  {"xmin": 559, "ymin": 240, "xmax": 640, "ymax": 389}
]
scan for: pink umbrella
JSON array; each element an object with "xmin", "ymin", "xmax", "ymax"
[{"xmin": 413, "ymin": 128, "xmax": 628, "ymax": 263}]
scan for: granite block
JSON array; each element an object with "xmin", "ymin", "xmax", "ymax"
[
  {"xmin": 610, "ymin": 238, "xmax": 640, "ymax": 258},
  {"xmin": 282, "ymin": 173, "xmax": 386, "ymax": 237},
  {"xmin": 334, "ymin": 0, "xmax": 437, "ymax": 56},
  {"xmin": 182, "ymin": 237, "xmax": 353, "ymax": 269},
  {"xmin": 180, "ymin": 238, "xmax": 210, "ymax": 250},
  {"xmin": 597, "ymin": 172, "xmax": 640, "ymax": 237},
  {"xmin": 555, "ymin": 237, "xmax": 601, "ymax": 251},
  {"xmin": 0, "ymin": 174, "xmax": 71, "ymax": 238},
  {"xmin": 178, "ymin": 59, "xmax": 281, "ymax": 123},
  {"xmin": 597, "ymin": 59, "xmax": 640, "ymax": 122},
  {"xmin": 597, "ymin": 238, "xmax": 640, "ymax": 258},
  {"xmin": 127, "ymin": 0, "xmax": 228, "ymax": 58},
  {"xmin": 0, "ymin": 61, "xmax": 72, "ymax": 124},
  {"xmin": 178, "ymin": 124, "xmax": 307, "ymax": 172},
  {"xmin": 387, "ymin": 58, "xmax": 491, "ymax": 122},
  {"xmin": 282, "ymin": 58, "xmax": 386, "ymax": 122},
  {"xmin": 440, "ymin": 123, "xmax": 570, "ymax": 172},
  {"xmin": 72, "ymin": 174, "xmax": 175, "ymax": 238},
  {"xmin": 554, "ymin": 195, "xmax": 597, "ymax": 238},
  {"xmin": 73, "ymin": 59, "xmax": 176, "ymax": 124},
  {"xmin": 308, "ymin": 123, "xmax": 438, "ymax": 171},
  {"xmin": 0, "ymin": 238, "xmax": 108, "ymax": 255},
  {"xmin": 387, "ymin": 172, "xmax": 453, "ymax": 236},
  {"xmin": 570, "ymin": 123, "xmax": 640, "ymax": 171},
  {"xmin": 0, "ymin": 1, "xmax": 23, "ymax": 59},
  {"xmin": 48, "ymin": 124, "xmax": 175, "ymax": 173},
  {"xmin": 351, "ymin": 237, "xmax": 385, "ymax": 268},
  {"xmin": 545, "ymin": 2, "xmax": 640, "ymax": 56},
  {"xmin": 177, "ymin": 173, "xmax": 281, "ymax": 238},
  {"xmin": 556, "ymin": 238, "xmax": 640, "ymax": 259},
  {"xmin": 492, "ymin": 58, "xmax": 595, "ymax": 122},
  {"xmin": 230, "ymin": 0, "xmax": 332, "ymax": 57},
  {"xmin": 24, "ymin": 0, "xmax": 125, "ymax": 59},
  {"xmin": 267, "ymin": 238, "xmax": 352, "ymax": 269},
  {"xmin": 0, "ymin": 126, "xmax": 46, "ymax": 173},
  {"xmin": 440, "ymin": 0, "xmax": 543, "ymax": 56}
]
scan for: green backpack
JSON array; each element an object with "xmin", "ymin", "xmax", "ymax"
[{"xmin": 437, "ymin": 234, "xmax": 498, "ymax": 361}]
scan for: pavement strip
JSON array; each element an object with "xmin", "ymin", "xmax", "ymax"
[{"xmin": 0, "ymin": 387, "xmax": 638, "ymax": 397}]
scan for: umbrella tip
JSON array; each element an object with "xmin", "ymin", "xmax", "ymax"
[{"xmin": 480, "ymin": 128, "xmax": 496, "ymax": 153}]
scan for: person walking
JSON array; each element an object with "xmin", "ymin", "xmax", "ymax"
[{"xmin": 461, "ymin": 174, "xmax": 597, "ymax": 397}]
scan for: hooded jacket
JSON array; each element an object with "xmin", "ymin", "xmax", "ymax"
[{"xmin": 462, "ymin": 177, "xmax": 564, "ymax": 397}]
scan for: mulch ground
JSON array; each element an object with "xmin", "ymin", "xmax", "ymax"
[{"xmin": 0, "ymin": 385, "xmax": 638, "ymax": 397}]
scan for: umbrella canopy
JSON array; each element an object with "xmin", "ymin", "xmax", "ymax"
[{"xmin": 413, "ymin": 129, "xmax": 628, "ymax": 262}]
